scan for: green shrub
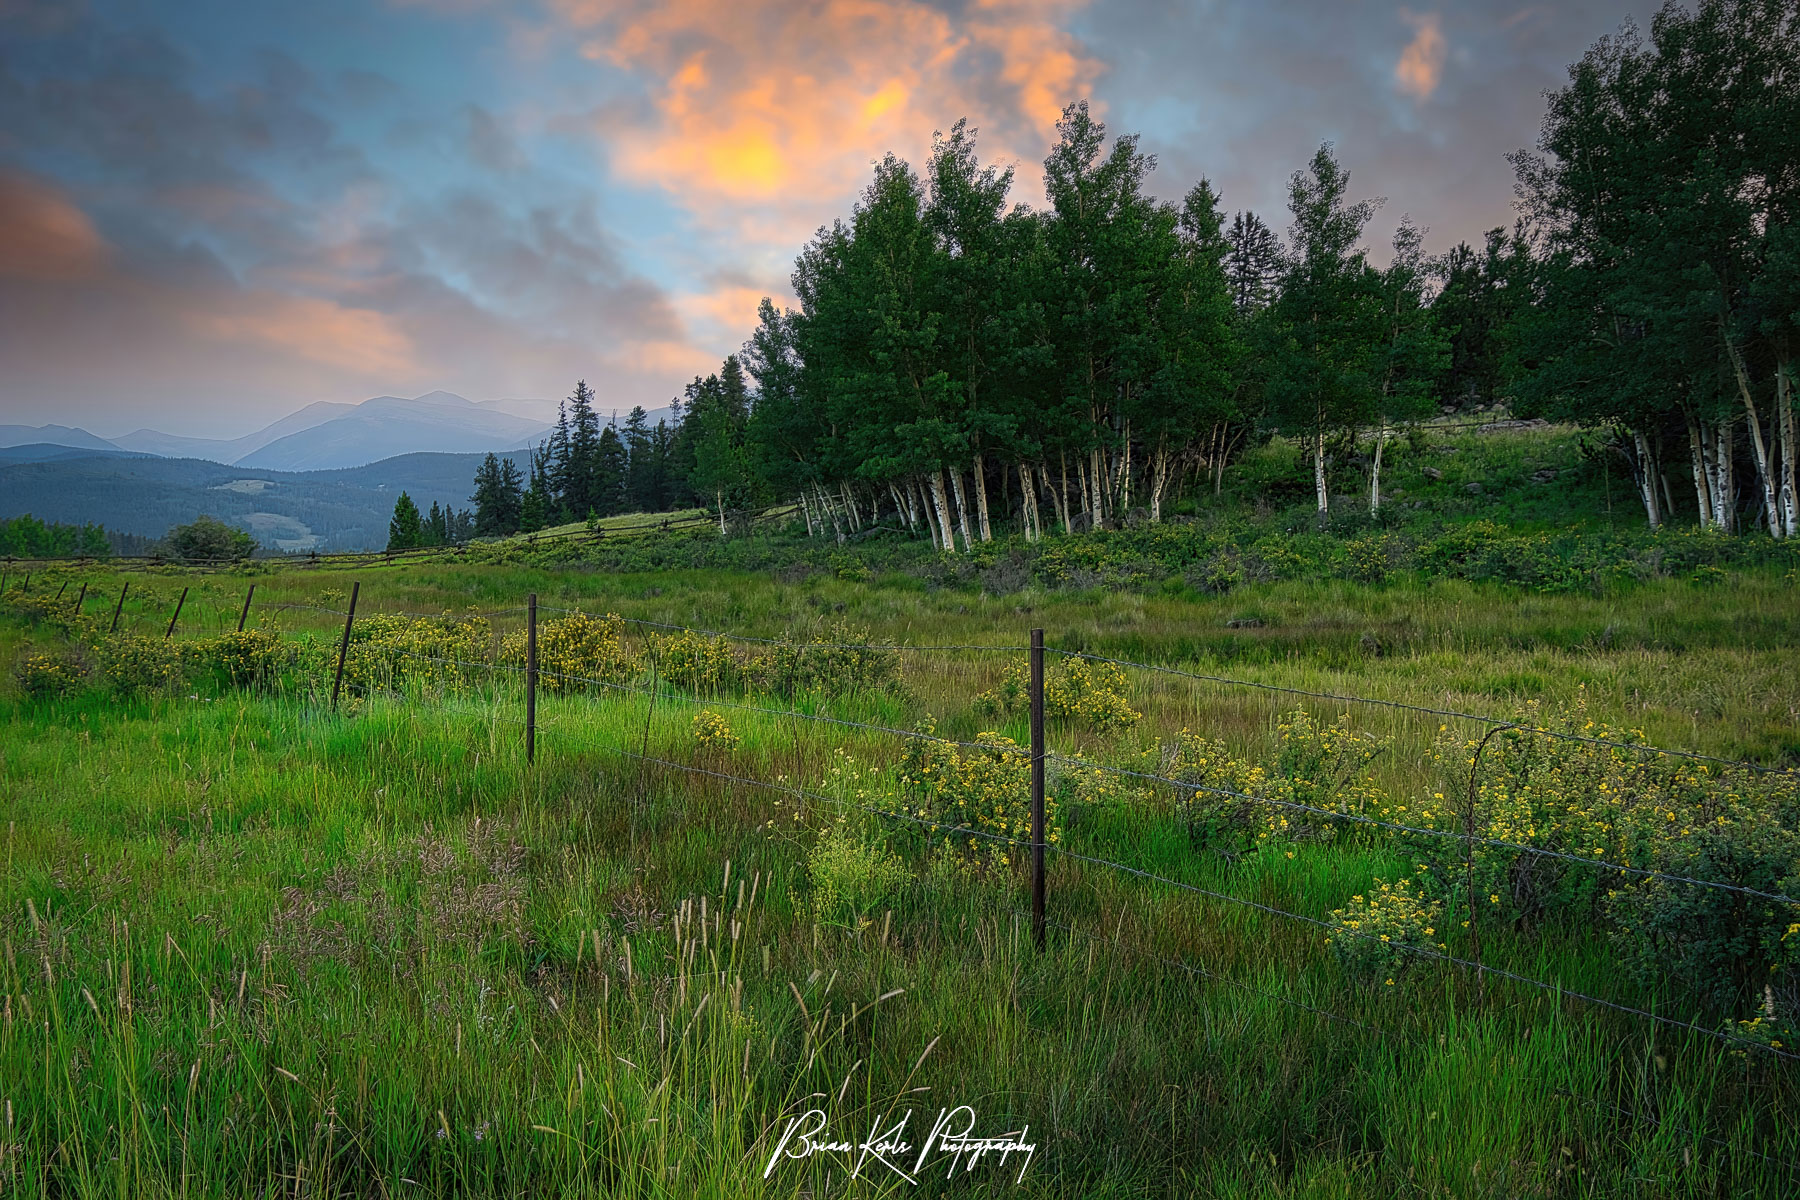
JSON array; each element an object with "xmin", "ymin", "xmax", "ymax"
[
  {"xmin": 97, "ymin": 634, "xmax": 184, "ymax": 695},
  {"xmin": 1326, "ymin": 877, "xmax": 1444, "ymax": 983},
  {"xmin": 807, "ymin": 823, "xmax": 912, "ymax": 928},
  {"xmin": 190, "ymin": 629, "xmax": 289, "ymax": 689},
  {"xmin": 15, "ymin": 650, "xmax": 89, "ymax": 699},
  {"xmin": 652, "ymin": 628, "xmax": 740, "ymax": 694},
  {"xmin": 747, "ymin": 622, "xmax": 901, "ymax": 699},
  {"xmin": 502, "ymin": 611, "xmax": 637, "ymax": 694}
]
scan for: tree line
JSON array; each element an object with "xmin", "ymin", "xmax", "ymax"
[{"xmin": 464, "ymin": 0, "xmax": 1792, "ymax": 545}]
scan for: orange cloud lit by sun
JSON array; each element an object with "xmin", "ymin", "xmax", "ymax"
[
  {"xmin": 188, "ymin": 295, "xmax": 421, "ymax": 378},
  {"xmin": 1396, "ymin": 10, "xmax": 1447, "ymax": 100},
  {"xmin": 556, "ymin": 0, "xmax": 1100, "ymax": 209},
  {"xmin": 0, "ymin": 171, "xmax": 107, "ymax": 281}
]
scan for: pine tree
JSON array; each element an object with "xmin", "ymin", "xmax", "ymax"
[
  {"xmin": 471, "ymin": 453, "xmax": 524, "ymax": 537},
  {"xmin": 387, "ymin": 491, "xmax": 424, "ymax": 550},
  {"xmin": 594, "ymin": 425, "xmax": 628, "ymax": 516}
]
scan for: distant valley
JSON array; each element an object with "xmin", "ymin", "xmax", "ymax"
[{"xmin": 0, "ymin": 390, "xmax": 672, "ymax": 551}]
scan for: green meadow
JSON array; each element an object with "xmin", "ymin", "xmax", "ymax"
[{"xmin": 4, "ymin": 450, "xmax": 1800, "ymax": 1196}]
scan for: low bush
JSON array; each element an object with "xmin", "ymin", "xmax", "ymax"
[
  {"xmin": 96, "ymin": 633, "xmax": 183, "ymax": 696},
  {"xmin": 1325, "ymin": 877, "xmax": 1445, "ymax": 982}
]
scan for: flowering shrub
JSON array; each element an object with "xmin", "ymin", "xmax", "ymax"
[
  {"xmin": 690, "ymin": 709, "xmax": 741, "ymax": 751},
  {"xmin": 1046, "ymin": 660, "xmax": 1140, "ymax": 731},
  {"xmin": 1159, "ymin": 713, "xmax": 1388, "ymax": 857},
  {"xmin": 889, "ymin": 720, "xmax": 1058, "ymax": 869},
  {"xmin": 651, "ymin": 628, "xmax": 739, "ymax": 694},
  {"xmin": 350, "ymin": 611, "xmax": 494, "ymax": 693},
  {"xmin": 16, "ymin": 650, "xmax": 88, "ymax": 698},
  {"xmin": 1325, "ymin": 877, "xmax": 1444, "ymax": 982},
  {"xmin": 807, "ymin": 822, "xmax": 911, "ymax": 927},
  {"xmin": 975, "ymin": 659, "xmax": 1140, "ymax": 732},
  {"xmin": 502, "ymin": 611, "xmax": 636, "ymax": 694},
  {"xmin": 746, "ymin": 621, "xmax": 901, "ymax": 699},
  {"xmin": 96, "ymin": 634, "xmax": 183, "ymax": 696},
  {"xmin": 189, "ymin": 629, "xmax": 288, "ymax": 689}
]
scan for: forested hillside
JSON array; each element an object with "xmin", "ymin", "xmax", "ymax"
[
  {"xmin": 486, "ymin": 3, "xmax": 1795, "ymax": 549},
  {"xmin": 0, "ymin": 452, "xmax": 526, "ymax": 552}
]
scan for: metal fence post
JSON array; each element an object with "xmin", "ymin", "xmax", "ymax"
[
  {"xmin": 111, "ymin": 582, "xmax": 128, "ymax": 633},
  {"xmin": 1030, "ymin": 627, "xmax": 1046, "ymax": 950},
  {"xmin": 526, "ymin": 592, "xmax": 538, "ymax": 764},
  {"xmin": 56, "ymin": 582, "xmax": 67, "ymax": 602},
  {"xmin": 165, "ymin": 587, "xmax": 188, "ymax": 639},
  {"xmin": 237, "ymin": 584, "xmax": 255, "ymax": 632},
  {"xmin": 74, "ymin": 582, "xmax": 87, "ymax": 615},
  {"xmin": 331, "ymin": 581, "xmax": 359, "ymax": 711}
]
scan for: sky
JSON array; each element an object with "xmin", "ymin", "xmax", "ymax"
[{"xmin": 0, "ymin": 0, "xmax": 1657, "ymax": 439}]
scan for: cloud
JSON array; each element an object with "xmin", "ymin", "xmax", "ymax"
[
  {"xmin": 0, "ymin": 9, "xmax": 706, "ymax": 432},
  {"xmin": 0, "ymin": 170, "xmax": 106, "ymax": 279},
  {"xmin": 186, "ymin": 294, "xmax": 420, "ymax": 376},
  {"xmin": 1395, "ymin": 10, "xmax": 1447, "ymax": 100},
  {"xmin": 465, "ymin": 105, "xmax": 525, "ymax": 172},
  {"xmin": 555, "ymin": 0, "xmax": 1100, "ymax": 236}
]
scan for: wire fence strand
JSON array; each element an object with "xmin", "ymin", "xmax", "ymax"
[{"xmin": 1047, "ymin": 751, "xmax": 1800, "ymax": 908}]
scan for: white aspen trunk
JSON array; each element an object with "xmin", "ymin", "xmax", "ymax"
[
  {"xmin": 1778, "ymin": 361, "xmax": 1798, "ymax": 537},
  {"xmin": 1116, "ymin": 422, "xmax": 1133, "ymax": 519},
  {"xmin": 1029, "ymin": 464, "xmax": 1044, "ymax": 543},
  {"xmin": 1051, "ymin": 453, "xmax": 1065, "ymax": 532},
  {"xmin": 889, "ymin": 482, "xmax": 913, "ymax": 533},
  {"xmin": 916, "ymin": 476, "xmax": 942, "ymax": 550},
  {"xmin": 930, "ymin": 471, "xmax": 957, "ymax": 552},
  {"xmin": 800, "ymin": 492, "xmax": 816, "ymax": 538},
  {"xmin": 909, "ymin": 477, "xmax": 933, "ymax": 545},
  {"xmin": 1074, "ymin": 454, "xmax": 1092, "ymax": 529},
  {"xmin": 1369, "ymin": 423, "xmax": 1386, "ymax": 514},
  {"xmin": 716, "ymin": 490, "xmax": 727, "ymax": 536},
  {"xmin": 949, "ymin": 468, "xmax": 975, "ymax": 551},
  {"xmin": 1713, "ymin": 422, "xmax": 1728, "ymax": 536},
  {"xmin": 1090, "ymin": 445, "xmax": 1107, "ymax": 529},
  {"xmin": 1633, "ymin": 429, "xmax": 1663, "ymax": 531},
  {"xmin": 1216, "ymin": 425, "xmax": 1242, "ymax": 495},
  {"xmin": 1686, "ymin": 414, "xmax": 1712, "ymax": 530},
  {"xmin": 972, "ymin": 454, "xmax": 992, "ymax": 542},
  {"xmin": 1148, "ymin": 440, "xmax": 1169, "ymax": 522},
  {"xmin": 1723, "ymin": 320, "xmax": 1782, "ymax": 536},
  {"xmin": 1314, "ymin": 430, "xmax": 1329, "ymax": 518},
  {"xmin": 817, "ymin": 484, "xmax": 846, "ymax": 543}
]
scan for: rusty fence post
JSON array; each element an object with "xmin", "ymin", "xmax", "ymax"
[
  {"xmin": 74, "ymin": 582, "xmax": 87, "ymax": 616},
  {"xmin": 1030, "ymin": 627, "xmax": 1046, "ymax": 950},
  {"xmin": 331, "ymin": 581, "xmax": 359, "ymax": 711},
  {"xmin": 165, "ymin": 587, "xmax": 188, "ymax": 639},
  {"xmin": 237, "ymin": 584, "xmax": 256, "ymax": 632},
  {"xmin": 111, "ymin": 582, "xmax": 128, "ymax": 634}
]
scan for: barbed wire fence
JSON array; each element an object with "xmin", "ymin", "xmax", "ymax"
[{"xmin": 8, "ymin": 574, "xmax": 1800, "ymax": 1165}]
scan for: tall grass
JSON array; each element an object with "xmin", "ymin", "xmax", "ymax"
[{"xmin": 3, "ymin": 649, "xmax": 1796, "ymax": 1195}]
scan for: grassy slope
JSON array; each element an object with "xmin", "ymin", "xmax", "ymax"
[{"xmin": 3, "ymin": 426, "xmax": 1798, "ymax": 1197}]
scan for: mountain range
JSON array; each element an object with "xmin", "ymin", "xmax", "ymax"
[
  {"xmin": 0, "ymin": 389, "xmax": 680, "ymax": 551},
  {"xmin": 0, "ymin": 391, "xmax": 569, "ymax": 473}
]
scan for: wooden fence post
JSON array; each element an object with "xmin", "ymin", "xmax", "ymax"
[
  {"xmin": 237, "ymin": 584, "xmax": 256, "ymax": 632},
  {"xmin": 1030, "ymin": 627, "xmax": 1046, "ymax": 950},
  {"xmin": 111, "ymin": 582, "xmax": 128, "ymax": 633},
  {"xmin": 331, "ymin": 581, "xmax": 359, "ymax": 711},
  {"xmin": 165, "ymin": 587, "xmax": 188, "ymax": 639},
  {"xmin": 526, "ymin": 592, "xmax": 538, "ymax": 764}
]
